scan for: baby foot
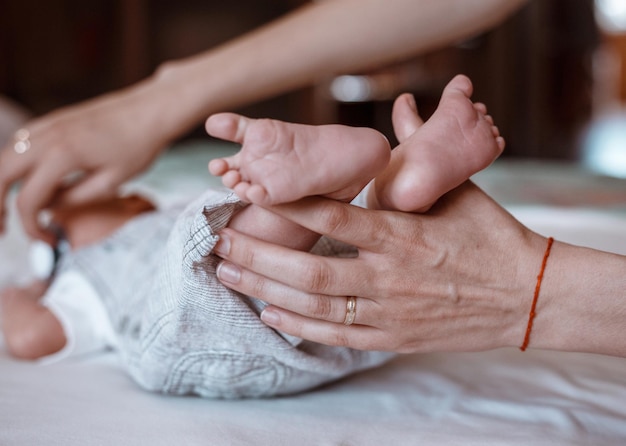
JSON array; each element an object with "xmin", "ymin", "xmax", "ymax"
[
  {"xmin": 374, "ymin": 74, "xmax": 505, "ymax": 212},
  {"xmin": 207, "ymin": 113, "xmax": 390, "ymax": 206}
]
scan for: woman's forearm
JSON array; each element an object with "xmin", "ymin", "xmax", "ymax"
[
  {"xmin": 532, "ymin": 241, "xmax": 626, "ymax": 357},
  {"xmin": 143, "ymin": 0, "xmax": 528, "ymax": 140}
]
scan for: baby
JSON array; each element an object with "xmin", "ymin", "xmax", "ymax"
[{"xmin": 1, "ymin": 74, "xmax": 503, "ymax": 398}]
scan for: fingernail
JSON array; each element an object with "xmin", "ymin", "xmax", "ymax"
[
  {"xmin": 216, "ymin": 261, "xmax": 240, "ymax": 283},
  {"xmin": 261, "ymin": 308, "xmax": 280, "ymax": 326},
  {"xmin": 214, "ymin": 232, "xmax": 230, "ymax": 256}
]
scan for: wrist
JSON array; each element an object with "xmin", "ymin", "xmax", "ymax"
[
  {"xmin": 522, "ymin": 241, "xmax": 626, "ymax": 356},
  {"xmin": 519, "ymin": 237, "xmax": 554, "ymax": 351},
  {"xmin": 150, "ymin": 51, "xmax": 248, "ymax": 124},
  {"xmin": 136, "ymin": 64, "xmax": 203, "ymax": 142},
  {"xmin": 495, "ymin": 229, "xmax": 553, "ymax": 350}
]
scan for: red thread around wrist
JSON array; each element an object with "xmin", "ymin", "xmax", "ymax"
[{"xmin": 520, "ymin": 237, "xmax": 554, "ymax": 352}]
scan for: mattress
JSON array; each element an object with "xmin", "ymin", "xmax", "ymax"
[{"xmin": 1, "ymin": 142, "xmax": 626, "ymax": 445}]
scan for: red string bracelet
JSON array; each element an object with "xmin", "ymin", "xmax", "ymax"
[{"xmin": 520, "ymin": 236, "xmax": 554, "ymax": 351}]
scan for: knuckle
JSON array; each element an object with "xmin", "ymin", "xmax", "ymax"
[
  {"xmin": 249, "ymin": 275, "xmax": 269, "ymax": 300},
  {"xmin": 299, "ymin": 258, "xmax": 332, "ymax": 294},
  {"xmin": 238, "ymin": 245, "xmax": 257, "ymax": 269},
  {"xmin": 306, "ymin": 294, "xmax": 333, "ymax": 319},
  {"xmin": 373, "ymin": 213, "xmax": 412, "ymax": 252},
  {"xmin": 316, "ymin": 201, "xmax": 352, "ymax": 235},
  {"xmin": 379, "ymin": 213, "xmax": 420, "ymax": 254}
]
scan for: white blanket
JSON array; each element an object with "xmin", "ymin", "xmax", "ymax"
[{"xmin": 1, "ymin": 144, "xmax": 626, "ymax": 445}]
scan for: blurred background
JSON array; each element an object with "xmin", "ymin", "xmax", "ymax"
[{"xmin": 1, "ymin": 0, "xmax": 625, "ymax": 174}]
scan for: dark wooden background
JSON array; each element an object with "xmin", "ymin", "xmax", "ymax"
[{"xmin": 0, "ymin": 0, "xmax": 609, "ymax": 160}]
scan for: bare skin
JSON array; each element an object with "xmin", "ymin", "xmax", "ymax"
[
  {"xmin": 208, "ymin": 77, "xmax": 502, "ymax": 258},
  {"xmin": 211, "ymin": 115, "xmax": 393, "ymax": 253},
  {"xmin": 1, "ymin": 121, "xmax": 393, "ymax": 360},
  {"xmin": 0, "ymin": 0, "xmax": 526, "ymax": 243},
  {"xmin": 0, "ymin": 196, "xmax": 155, "ymax": 360},
  {"xmin": 209, "ymin": 75, "xmax": 504, "ymax": 214},
  {"xmin": 208, "ymin": 75, "xmax": 625, "ymax": 359},
  {"xmin": 214, "ymin": 183, "xmax": 626, "ymax": 357},
  {"xmin": 0, "ymin": 281, "xmax": 64, "ymax": 360},
  {"xmin": 3, "ymin": 75, "xmax": 505, "ymax": 361},
  {"xmin": 372, "ymin": 74, "xmax": 505, "ymax": 212},
  {"xmin": 1, "ymin": 120, "xmax": 392, "ymax": 361},
  {"xmin": 212, "ymin": 77, "xmax": 510, "ymax": 351},
  {"xmin": 207, "ymin": 115, "xmax": 391, "ymax": 205}
]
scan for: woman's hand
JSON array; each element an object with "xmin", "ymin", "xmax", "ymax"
[
  {"xmin": 214, "ymin": 181, "xmax": 549, "ymax": 353},
  {"xmin": 0, "ymin": 82, "xmax": 174, "ymax": 242}
]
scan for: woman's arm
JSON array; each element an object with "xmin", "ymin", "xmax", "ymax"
[
  {"xmin": 533, "ymin": 239, "xmax": 626, "ymax": 357},
  {"xmin": 213, "ymin": 182, "xmax": 626, "ymax": 357},
  {"xmin": 0, "ymin": 0, "xmax": 526, "ymax": 242},
  {"xmin": 159, "ymin": 0, "xmax": 528, "ymax": 130}
]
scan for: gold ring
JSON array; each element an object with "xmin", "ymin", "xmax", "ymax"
[
  {"xmin": 13, "ymin": 128, "xmax": 31, "ymax": 154},
  {"xmin": 343, "ymin": 296, "xmax": 357, "ymax": 326}
]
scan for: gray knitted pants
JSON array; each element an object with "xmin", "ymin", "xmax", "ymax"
[{"xmin": 60, "ymin": 189, "xmax": 393, "ymax": 398}]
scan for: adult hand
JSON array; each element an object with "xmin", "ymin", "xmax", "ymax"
[
  {"xmin": 214, "ymin": 181, "xmax": 551, "ymax": 353},
  {"xmin": 0, "ymin": 84, "xmax": 173, "ymax": 242}
]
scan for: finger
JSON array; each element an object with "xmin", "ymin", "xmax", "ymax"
[
  {"xmin": 15, "ymin": 152, "xmax": 79, "ymax": 240},
  {"xmin": 267, "ymin": 196, "xmax": 402, "ymax": 251},
  {"xmin": 0, "ymin": 141, "xmax": 35, "ymax": 183},
  {"xmin": 259, "ymin": 306, "xmax": 387, "ymax": 351},
  {"xmin": 216, "ymin": 260, "xmax": 377, "ymax": 325},
  {"xmin": 216, "ymin": 227, "xmax": 378, "ymax": 297},
  {"xmin": 0, "ymin": 142, "xmax": 38, "ymax": 229},
  {"xmin": 391, "ymin": 93, "xmax": 422, "ymax": 143},
  {"xmin": 51, "ymin": 168, "xmax": 123, "ymax": 208}
]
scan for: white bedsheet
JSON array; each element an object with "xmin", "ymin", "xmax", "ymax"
[{"xmin": 1, "ymin": 144, "xmax": 626, "ymax": 445}]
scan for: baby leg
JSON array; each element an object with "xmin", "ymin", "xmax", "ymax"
[
  {"xmin": 373, "ymin": 74, "xmax": 505, "ymax": 212},
  {"xmin": 207, "ymin": 114, "xmax": 390, "ymax": 206},
  {"xmin": 1, "ymin": 195, "xmax": 156, "ymax": 360},
  {"xmin": 0, "ymin": 282, "xmax": 66, "ymax": 359},
  {"xmin": 54, "ymin": 194, "xmax": 155, "ymax": 248}
]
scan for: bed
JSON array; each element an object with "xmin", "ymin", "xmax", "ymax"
[{"xmin": 2, "ymin": 142, "xmax": 626, "ymax": 445}]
